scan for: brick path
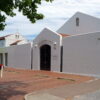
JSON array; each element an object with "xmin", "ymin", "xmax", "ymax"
[{"xmin": 0, "ymin": 67, "xmax": 93, "ymax": 100}]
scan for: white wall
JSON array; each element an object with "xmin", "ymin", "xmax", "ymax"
[
  {"xmin": 33, "ymin": 28, "xmax": 61, "ymax": 72},
  {"xmin": 57, "ymin": 12, "xmax": 100, "ymax": 35},
  {"xmin": 63, "ymin": 32, "xmax": 100, "ymax": 77},
  {"xmin": 5, "ymin": 43, "xmax": 32, "ymax": 69}
]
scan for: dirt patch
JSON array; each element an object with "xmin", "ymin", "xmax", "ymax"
[{"xmin": 0, "ymin": 67, "xmax": 93, "ymax": 100}]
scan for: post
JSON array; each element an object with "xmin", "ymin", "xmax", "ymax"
[
  {"xmin": 0, "ymin": 65, "xmax": 4, "ymax": 78},
  {"xmin": 3, "ymin": 53, "xmax": 5, "ymax": 66}
]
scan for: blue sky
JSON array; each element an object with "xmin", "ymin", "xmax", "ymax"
[{"xmin": 0, "ymin": 0, "xmax": 100, "ymax": 40}]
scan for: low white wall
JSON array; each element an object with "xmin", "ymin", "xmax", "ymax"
[
  {"xmin": 63, "ymin": 32, "xmax": 100, "ymax": 77},
  {"xmin": 5, "ymin": 43, "xmax": 32, "ymax": 69}
]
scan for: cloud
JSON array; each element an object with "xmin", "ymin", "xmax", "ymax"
[{"xmin": 0, "ymin": 0, "xmax": 100, "ymax": 40}]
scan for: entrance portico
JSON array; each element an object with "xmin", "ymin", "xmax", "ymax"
[{"xmin": 32, "ymin": 28, "xmax": 61, "ymax": 72}]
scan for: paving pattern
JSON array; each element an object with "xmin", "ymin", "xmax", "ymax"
[{"xmin": 0, "ymin": 67, "xmax": 93, "ymax": 100}]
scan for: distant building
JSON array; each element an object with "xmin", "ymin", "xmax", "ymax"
[{"xmin": 0, "ymin": 33, "xmax": 28, "ymax": 47}]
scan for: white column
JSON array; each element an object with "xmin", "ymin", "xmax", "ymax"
[{"xmin": 3, "ymin": 53, "xmax": 5, "ymax": 66}]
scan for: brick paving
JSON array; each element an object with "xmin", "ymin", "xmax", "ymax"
[{"xmin": 0, "ymin": 67, "xmax": 93, "ymax": 100}]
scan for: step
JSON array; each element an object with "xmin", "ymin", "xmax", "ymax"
[{"xmin": 25, "ymin": 93, "xmax": 65, "ymax": 100}]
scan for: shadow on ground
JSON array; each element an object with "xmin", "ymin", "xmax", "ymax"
[{"xmin": 0, "ymin": 81, "xmax": 27, "ymax": 100}]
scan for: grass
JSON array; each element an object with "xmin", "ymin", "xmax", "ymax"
[
  {"xmin": 34, "ymin": 74, "xmax": 49, "ymax": 78},
  {"xmin": 4, "ymin": 69, "xmax": 20, "ymax": 74},
  {"xmin": 57, "ymin": 77, "xmax": 75, "ymax": 82}
]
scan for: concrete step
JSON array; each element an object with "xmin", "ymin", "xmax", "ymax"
[{"xmin": 25, "ymin": 93, "xmax": 65, "ymax": 100}]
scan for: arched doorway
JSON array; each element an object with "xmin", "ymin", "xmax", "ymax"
[{"xmin": 40, "ymin": 44, "xmax": 51, "ymax": 71}]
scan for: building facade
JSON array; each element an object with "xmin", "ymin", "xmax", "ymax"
[{"xmin": 0, "ymin": 12, "xmax": 100, "ymax": 77}]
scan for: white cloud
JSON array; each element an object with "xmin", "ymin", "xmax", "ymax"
[{"xmin": 0, "ymin": 0, "xmax": 100, "ymax": 40}]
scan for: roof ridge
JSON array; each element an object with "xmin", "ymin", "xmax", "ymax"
[
  {"xmin": 10, "ymin": 40, "xmax": 22, "ymax": 45},
  {"xmin": 59, "ymin": 33, "xmax": 70, "ymax": 37}
]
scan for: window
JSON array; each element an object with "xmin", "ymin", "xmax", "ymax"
[
  {"xmin": 15, "ymin": 35, "xmax": 19, "ymax": 39},
  {"xmin": 17, "ymin": 35, "xmax": 19, "ymax": 38},
  {"xmin": 76, "ymin": 17, "xmax": 79, "ymax": 26}
]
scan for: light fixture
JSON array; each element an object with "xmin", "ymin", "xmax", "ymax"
[
  {"xmin": 34, "ymin": 44, "xmax": 38, "ymax": 48},
  {"xmin": 53, "ymin": 42, "xmax": 57, "ymax": 49}
]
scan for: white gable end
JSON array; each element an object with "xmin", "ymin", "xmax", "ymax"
[
  {"xmin": 34, "ymin": 28, "xmax": 61, "ymax": 44},
  {"xmin": 57, "ymin": 12, "xmax": 100, "ymax": 35}
]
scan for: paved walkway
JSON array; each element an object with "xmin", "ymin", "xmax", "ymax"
[
  {"xmin": 1, "ymin": 68, "xmax": 92, "ymax": 100},
  {"xmin": 25, "ymin": 78, "xmax": 100, "ymax": 100},
  {"xmin": 73, "ymin": 90, "xmax": 100, "ymax": 100}
]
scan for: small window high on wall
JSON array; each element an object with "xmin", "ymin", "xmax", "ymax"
[{"xmin": 76, "ymin": 17, "xmax": 79, "ymax": 26}]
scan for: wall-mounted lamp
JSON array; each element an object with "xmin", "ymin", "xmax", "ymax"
[
  {"xmin": 34, "ymin": 44, "xmax": 38, "ymax": 48},
  {"xmin": 53, "ymin": 42, "xmax": 57, "ymax": 49}
]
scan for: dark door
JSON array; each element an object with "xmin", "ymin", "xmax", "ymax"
[{"xmin": 40, "ymin": 45, "xmax": 51, "ymax": 71}]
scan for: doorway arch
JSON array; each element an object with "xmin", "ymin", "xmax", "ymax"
[{"xmin": 40, "ymin": 44, "xmax": 51, "ymax": 71}]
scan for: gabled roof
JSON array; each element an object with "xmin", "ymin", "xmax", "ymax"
[
  {"xmin": 57, "ymin": 12, "xmax": 100, "ymax": 35},
  {"xmin": 10, "ymin": 40, "xmax": 22, "ymax": 45},
  {"xmin": 34, "ymin": 27, "xmax": 61, "ymax": 41},
  {"xmin": 0, "ymin": 34, "xmax": 13, "ymax": 40}
]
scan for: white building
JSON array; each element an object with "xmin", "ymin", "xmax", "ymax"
[
  {"xmin": 0, "ymin": 33, "xmax": 28, "ymax": 47},
  {"xmin": 1, "ymin": 12, "xmax": 100, "ymax": 77}
]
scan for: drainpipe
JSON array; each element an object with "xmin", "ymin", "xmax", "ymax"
[
  {"xmin": 31, "ymin": 42, "xmax": 33, "ymax": 70},
  {"xmin": 60, "ymin": 46, "xmax": 63, "ymax": 72},
  {"xmin": 60, "ymin": 35, "xmax": 63, "ymax": 72}
]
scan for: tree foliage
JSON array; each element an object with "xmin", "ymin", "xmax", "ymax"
[{"xmin": 0, "ymin": 0, "xmax": 53, "ymax": 30}]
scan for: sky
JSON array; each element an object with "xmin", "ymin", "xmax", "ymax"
[{"xmin": 0, "ymin": 0, "xmax": 100, "ymax": 40}]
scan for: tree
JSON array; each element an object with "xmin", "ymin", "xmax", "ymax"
[{"xmin": 0, "ymin": 0, "xmax": 53, "ymax": 30}]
